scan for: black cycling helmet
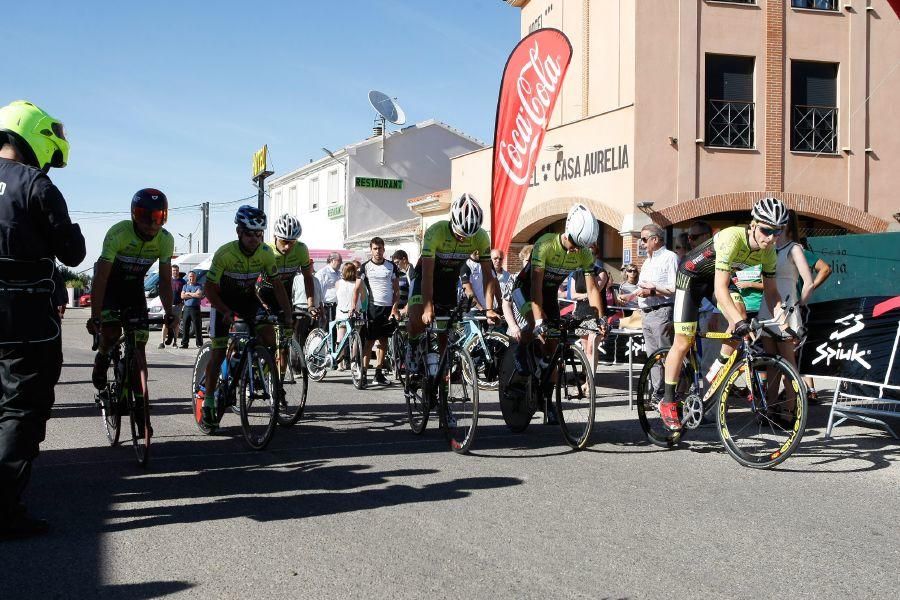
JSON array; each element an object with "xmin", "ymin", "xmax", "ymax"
[
  {"xmin": 235, "ymin": 205, "xmax": 267, "ymax": 231},
  {"xmin": 131, "ymin": 188, "xmax": 168, "ymax": 226}
]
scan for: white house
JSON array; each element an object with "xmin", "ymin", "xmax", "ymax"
[{"xmin": 266, "ymin": 119, "xmax": 484, "ymax": 266}]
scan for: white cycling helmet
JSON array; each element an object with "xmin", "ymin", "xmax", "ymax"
[
  {"xmin": 751, "ymin": 196, "xmax": 789, "ymax": 228},
  {"xmin": 565, "ymin": 204, "xmax": 600, "ymax": 248},
  {"xmin": 273, "ymin": 213, "xmax": 302, "ymax": 240},
  {"xmin": 450, "ymin": 193, "xmax": 483, "ymax": 238}
]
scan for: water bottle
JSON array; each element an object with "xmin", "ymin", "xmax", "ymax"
[
  {"xmin": 705, "ymin": 354, "xmax": 730, "ymax": 383},
  {"xmin": 426, "ymin": 352, "xmax": 439, "ymax": 377}
]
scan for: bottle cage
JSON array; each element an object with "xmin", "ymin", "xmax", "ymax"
[{"xmin": 0, "ymin": 257, "xmax": 61, "ymax": 345}]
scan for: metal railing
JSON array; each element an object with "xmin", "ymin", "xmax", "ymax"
[
  {"xmin": 706, "ymin": 99, "xmax": 754, "ymax": 149},
  {"xmin": 791, "ymin": 104, "xmax": 838, "ymax": 153},
  {"xmin": 791, "ymin": 0, "xmax": 839, "ymax": 11}
]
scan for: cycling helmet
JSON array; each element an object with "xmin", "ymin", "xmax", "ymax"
[
  {"xmin": 131, "ymin": 188, "xmax": 168, "ymax": 225},
  {"xmin": 450, "ymin": 193, "xmax": 483, "ymax": 238},
  {"xmin": 0, "ymin": 100, "xmax": 69, "ymax": 171},
  {"xmin": 751, "ymin": 196, "xmax": 789, "ymax": 227},
  {"xmin": 564, "ymin": 204, "xmax": 600, "ymax": 248},
  {"xmin": 273, "ymin": 213, "xmax": 302, "ymax": 240},
  {"xmin": 234, "ymin": 205, "xmax": 267, "ymax": 231}
]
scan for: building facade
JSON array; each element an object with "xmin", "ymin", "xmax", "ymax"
[
  {"xmin": 267, "ymin": 120, "xmax": 484, "ymax": 263},
  {"xmin": 448, "ymin": 0, "xmax": 899, "ymax": 273}
]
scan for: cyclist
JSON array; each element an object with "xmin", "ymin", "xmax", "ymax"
[
  {"xmin": 87, "ymin": 189, "xmax": 175, "ymax": 415},
  {"xmin": 197, "ymin": 206, "xmax": 292, "ymax": 426},
  {"xmin": 509, "ymin": 204, "xmax": 607, "ymax": 422},
  {"xmin": 255, "ymin": 213, "xmax": 317, "ymax": 359},
  {"xmin": 405, "ymin": 193, "xmax": 498, "ymax": 373},
  {"xmin": 659, "ymin": 197, "xmax": 788, "ymax": 430}
]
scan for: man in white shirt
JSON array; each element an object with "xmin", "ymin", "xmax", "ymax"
[
  {"xmin": 490, "ymin": 249, "xmax": 510, "ymax": 309},
  {"xmin": 634, "ymin": 223, "xmax": 679, "ymax": 388},
  {"xmin": 315, "ymin": 252, "xmax": 342, "ymax": 324},
  {"xmin": 354, "ymin": 237, "xmax": 399, "ymax": 387}
]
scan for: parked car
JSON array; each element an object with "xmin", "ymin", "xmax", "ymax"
[
  {"xmin": 79, "ymin": 293, "xmax": 91, "ymax": 307},
  {"xmin": 147, "ymin": 258, "xmax": 212, "ymax": 330}
]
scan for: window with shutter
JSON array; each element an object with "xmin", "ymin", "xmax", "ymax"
[
  {"xmin": 791, "ymin": 61, "xmax": 838, "ymax": 153},
  {"xmin": 705, "ymin": 54, "xmax": 755, "ymax": 148}
]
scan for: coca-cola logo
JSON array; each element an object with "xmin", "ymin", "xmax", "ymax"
[{"xmin": 496, "ymin": 40, "xmax": 565, "ymax": 187}]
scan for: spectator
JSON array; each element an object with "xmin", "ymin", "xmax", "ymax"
[
  {"xmin": 687, "ymin": 220, "xmax": 713, "ymax": 250},
  {"xmin": 316, "ymin": 252, "xmax": 342, "ymax": 325},
  {"xmin": 334, "ymin": 262, "xmax": 361, "ymax": 362},
  {"xmin": 675, "ymin": 232, "xmax": 690, "ymax": 263},
  {"xmin": 392, "ymin": 249, "xmax": 411, "ymax": 313},
  {"xmin": 634, "ymin": 223, "xmax": 678, "ymax": 391},
  {"xmin": 616, "ymin": 265, "xmax": 641, "ymax": 308},
  {"xmin": 0, "ymin": 100, "xmax": 86, "ymax": 537},
  {"xmin": 180, "ymin": 271, "xmax": 204, "ymax": 348},
  {"xmin": 502, "ymin": 244, "xmax": 533, "ymax": 341},
  {"xmin": 293, "ymin": 268, "xmax": 324, "ymax": 335},
  {"xmin": 459, "ymin": 249, "xmax": 487, "ymax": 310},
  {"xmin": 491, "ymin": 249, "xmax": 510, "ymax": 309},
  {"xmin": 160, "ymin": 265, "xmax": 185, "ymax": 348},
  {"xmin": 354, "ymin": 237, "xmax": 400, "ymax": 387}
]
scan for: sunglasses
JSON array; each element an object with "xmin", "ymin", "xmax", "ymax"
[
  {"xmin": 639, "ymin": 235, "xmax": 657, "ymax": 243},
  {"xmin": 239, "ymin": 229, "xmax": 264, "ymax": 239},
  {"xmin": 625, "ymin": 269, "xmax": 637, "ymax": 273},
  {"xmin": 757, "ymin": 225, "xmax": 782, "ymax": 237},
  {"xmin": 133, "ymin": 207, "xmax": 167, "ymax": 226}
]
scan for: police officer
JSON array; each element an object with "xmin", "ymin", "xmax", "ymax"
[{"xmin": 0, "ymin": 100, "xmax": 85, "ymax": 537}]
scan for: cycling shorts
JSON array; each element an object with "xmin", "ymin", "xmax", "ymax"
[
  {"xmin": 673, "ymin": 273, "xmax": 744, "ymax": 336},
  {"xmin": 101, "ymin": 285, "xmax": 150, "ymax": 344},
  {"xmin": 408, "ymin": 274, "xmax": 457, "ymax": 311},
  {"xmin": 208, "ymin": 295, "xmax": 269, "ymax": 350},
  {"xmin": 510, "ymin": 287, "xmax": 561, "ymax": 324}
]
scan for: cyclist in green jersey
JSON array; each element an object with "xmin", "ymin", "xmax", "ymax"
[
  {"xmin": 255, "ymin": 213, "xmax": 317, "ymax": 366},
  {"xmin": 405, "ymin": 194, "xmax": 499, "ymax": 373},
  {"xmin": 509, "ymin": 204, "xmax": 607, "ymax": 421},
  {"xmin": 198, "ymin": 206, "xmax": 292, "ymax": 425},
  {"xmin": 87, "ymin": 189, "xmax": 175, "ymax": 393},
  {"xmin": 659, "ymin": 197, "xmax": 789, "ymax": 430}
]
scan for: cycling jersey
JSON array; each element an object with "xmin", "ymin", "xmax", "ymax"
[
  {"xmin": 206, "ymin": 240, "xmax": 278, "ymax": 299},
  {"xmin": 269, "ymin": 240, "xmax": 311, "ymax": 296},
  {"xmin": 99, "ymin": 220, "xmax": 174, "ymax": 283},
  {"xmin": 680, "ymin": 226, "xmax": 776, "ymax": 281},
  {"xmin": 411, "ymin": 220, "xmax": 490, "ymax": 306},
  {"xmin": 512, "ymin": 233, "xmax": 595, "ymax": 322}
]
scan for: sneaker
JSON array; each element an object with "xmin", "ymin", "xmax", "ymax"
[
  {"xmin": 92, "ymin": 353, "xmax": 110, "ymax": 390},
  {"xmin": 658, "ymin": 400, "xmax": 682, "ymax": 431},
  {"xmin": 180, "ymin": 344, "xmax": 189, "ymax": 349},
  {"xmin": 157, "ymin": 343, "xmax": 165, "ymax": 350},
  {"xmin": 358, "ymin": 369, "xmax": 368, "ymax": 389},
  {"xmin": 374, "ymin": 369, "xmax": 389, "ymax": 385}
]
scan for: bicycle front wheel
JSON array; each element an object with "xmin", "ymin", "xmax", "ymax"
[
  {"xmin": 277, "ymin": 337, "xmax": 308, "ymax": 427},
  {"xmin": 191, "ymin": 342, "xmax": 217, "ymax": 434},
  {"xmin": 128, "ymin": 358, "xmax": 151, "ymax": 467},
  {"xmin": 239, "ymin": 345, "xmax": 280, "ymax": 450},
  {"xmin": 636, "ymin": 349, "xmax": 692, "ymax": 448},
  {"xmin": 556, "ymin": 343, "xmax": 595, "ymax": 450},
  {"xmin": 717, "ymin": 354, "xmax": 807, "ymax": 469},
  {"xmin": 441, "ymin": 346, "xmax": 479, "ymax": 454},
  {"xmin": 304, "ymin": 328, "xmax": 329, "ymax": 382},
  {"xmin": 348, "ymin": 330, "xmax": 365, "ymax": 389}
]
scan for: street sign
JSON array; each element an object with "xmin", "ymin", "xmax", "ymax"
[
  {"xmin": 623, "ymin": 248, "xmax": 632, "ymax": 265},
  {"xmin": 328, "ymin": 205, "xmax": 344, "ymax": 219},
  {"xmin": 355, "ymin": 177, "xmax": 403, "ymax": 189}
]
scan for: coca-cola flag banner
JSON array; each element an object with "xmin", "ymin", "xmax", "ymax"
[
  {"xmin": 889, "ymin": 0, "xmax": 900, "ymax": 19},
  {"xmin": 491, "ymin": 29, "xmax": 572, "ymax": 255}
]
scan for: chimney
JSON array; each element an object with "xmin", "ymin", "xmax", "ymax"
[{"xmin": 372, "ymin": 118, "xmax": 384, "ymax": 138}]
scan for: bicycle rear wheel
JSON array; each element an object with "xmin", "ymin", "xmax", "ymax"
[
  {"xmin": 718, "ymin": 354, "xmax": 807, "ymax": 469},
  {"xmin": 348, "ymin": 330, "xmax": 365, "ymax": 389},
  {"xmin": 304, "ymin": 328, "xmax": 329, "ymax": 382},
  {"xmin": 556, "ymin": 343, "xmax": 596, "ymax": 449},
  {"xmin": 277, "ymin": 338, "xmax": 308, "ymax": 426},
  {"xmin": 441, "ymin": 346, "xmax": 479, "ymax": 454},
  {"xmin": 636, "ymin": 349, "xmax": 692, "ymax": 448},
  {"xmin": 238, "ymin": 345, "xmax": 280, "ymax": 450},
  {"xmin": 497, "ymin": 342, "xmax": 535, "ymax": 433},
  {"xmin": 191, "ymin": 342, "xmax": 217, "ymax": 434},
  {"xmin": 466, "ymin": 331, "xmax": 509, "ymax": 391},
  {"xmin": 99, "ymin": 357, "xmax": 121, "ymax": 445}
]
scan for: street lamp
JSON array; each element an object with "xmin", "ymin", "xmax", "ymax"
[{"xmin": 177, "ymin": 232, "xmax": 193, "ymax": 254}]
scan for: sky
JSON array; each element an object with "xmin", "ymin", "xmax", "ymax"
[{"xmin": 5, "ymin": 1, "xmax": 520, "ymax": 271}]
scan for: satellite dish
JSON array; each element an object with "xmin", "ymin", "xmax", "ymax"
[{"xmin": 368, "ymin": 90, "xmax": 406, "ymax": 126}]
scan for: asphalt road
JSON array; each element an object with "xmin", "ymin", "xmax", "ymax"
[{"xmin": 1, "ymin": 308, "xmax": 898, "ymax": 599}]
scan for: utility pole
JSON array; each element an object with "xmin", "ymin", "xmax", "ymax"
[
  {"xmin": 252, "ymin": 145, "xmax": 273, "ymax": 212},
  {"xmin": 201, "ymin": 202, "xmax": 209, "ymax": 252}
]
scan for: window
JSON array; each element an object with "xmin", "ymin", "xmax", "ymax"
[
  {"xmin": 287, "ymin": 185, "xmax": 296, "ymax": 210},
  {"xmin": 713, "ymin": 0, "xmax": 756, "ymax": 4},
  {"xmin": 327, "ymin": 170, "xmax": 339, "ymax": 205},
  {"xmin": 791, "ymin": 61, "xmax": 838, "ymax": 153},
  {"xmin": 791, "ymin": 0, "xmax": 838, "ymax": 11},
  {"xmin": 309, "ymin": 177, "xmax": 319, "ymax": 211},
  {"xmin": 705, "ymin": 54, "xmax": 755, "ymax": 149}
]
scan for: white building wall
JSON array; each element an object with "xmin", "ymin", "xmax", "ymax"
[{"xmin": 268, "ymin": 160, "xmax": 347, "ymax": 250}]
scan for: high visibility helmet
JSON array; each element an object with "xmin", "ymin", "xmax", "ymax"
[
  {"xmin": 131, "ymin": 188, "xmax": 168, "ymax": 226},
  {"xmin": 450, "ymin": 193, "xmax": 483, "ymax": 238},
  {"xmin": 234, "ymin": 205, "xmax": 267, "ymax": 231},
  {"xmin": 565, "ymin": 204, "xmax": 600, "ymax": 248},
  {"xmin": 0, "ymin": 100, "xmax": 69, "ymax": 171},
  {"xmin": 751, "ymin": 196, "xmax": 789, "ymax": 227},
  {"xmin": 273, "ymin": 213, "xmax": 302, "ymax": 240}
]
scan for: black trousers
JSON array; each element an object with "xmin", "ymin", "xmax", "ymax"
[
  {"xmin": 181, "ymin": 306, "xmax": 203, "ymax": 347},
  {"xmin": 0, "ymin": 337, "xmax": 62, "ymax": 520}
]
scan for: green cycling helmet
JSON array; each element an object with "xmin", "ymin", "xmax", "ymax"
[{"xmin": 0, "ymin": 100, "xmax": 69, "ymax": 170}]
